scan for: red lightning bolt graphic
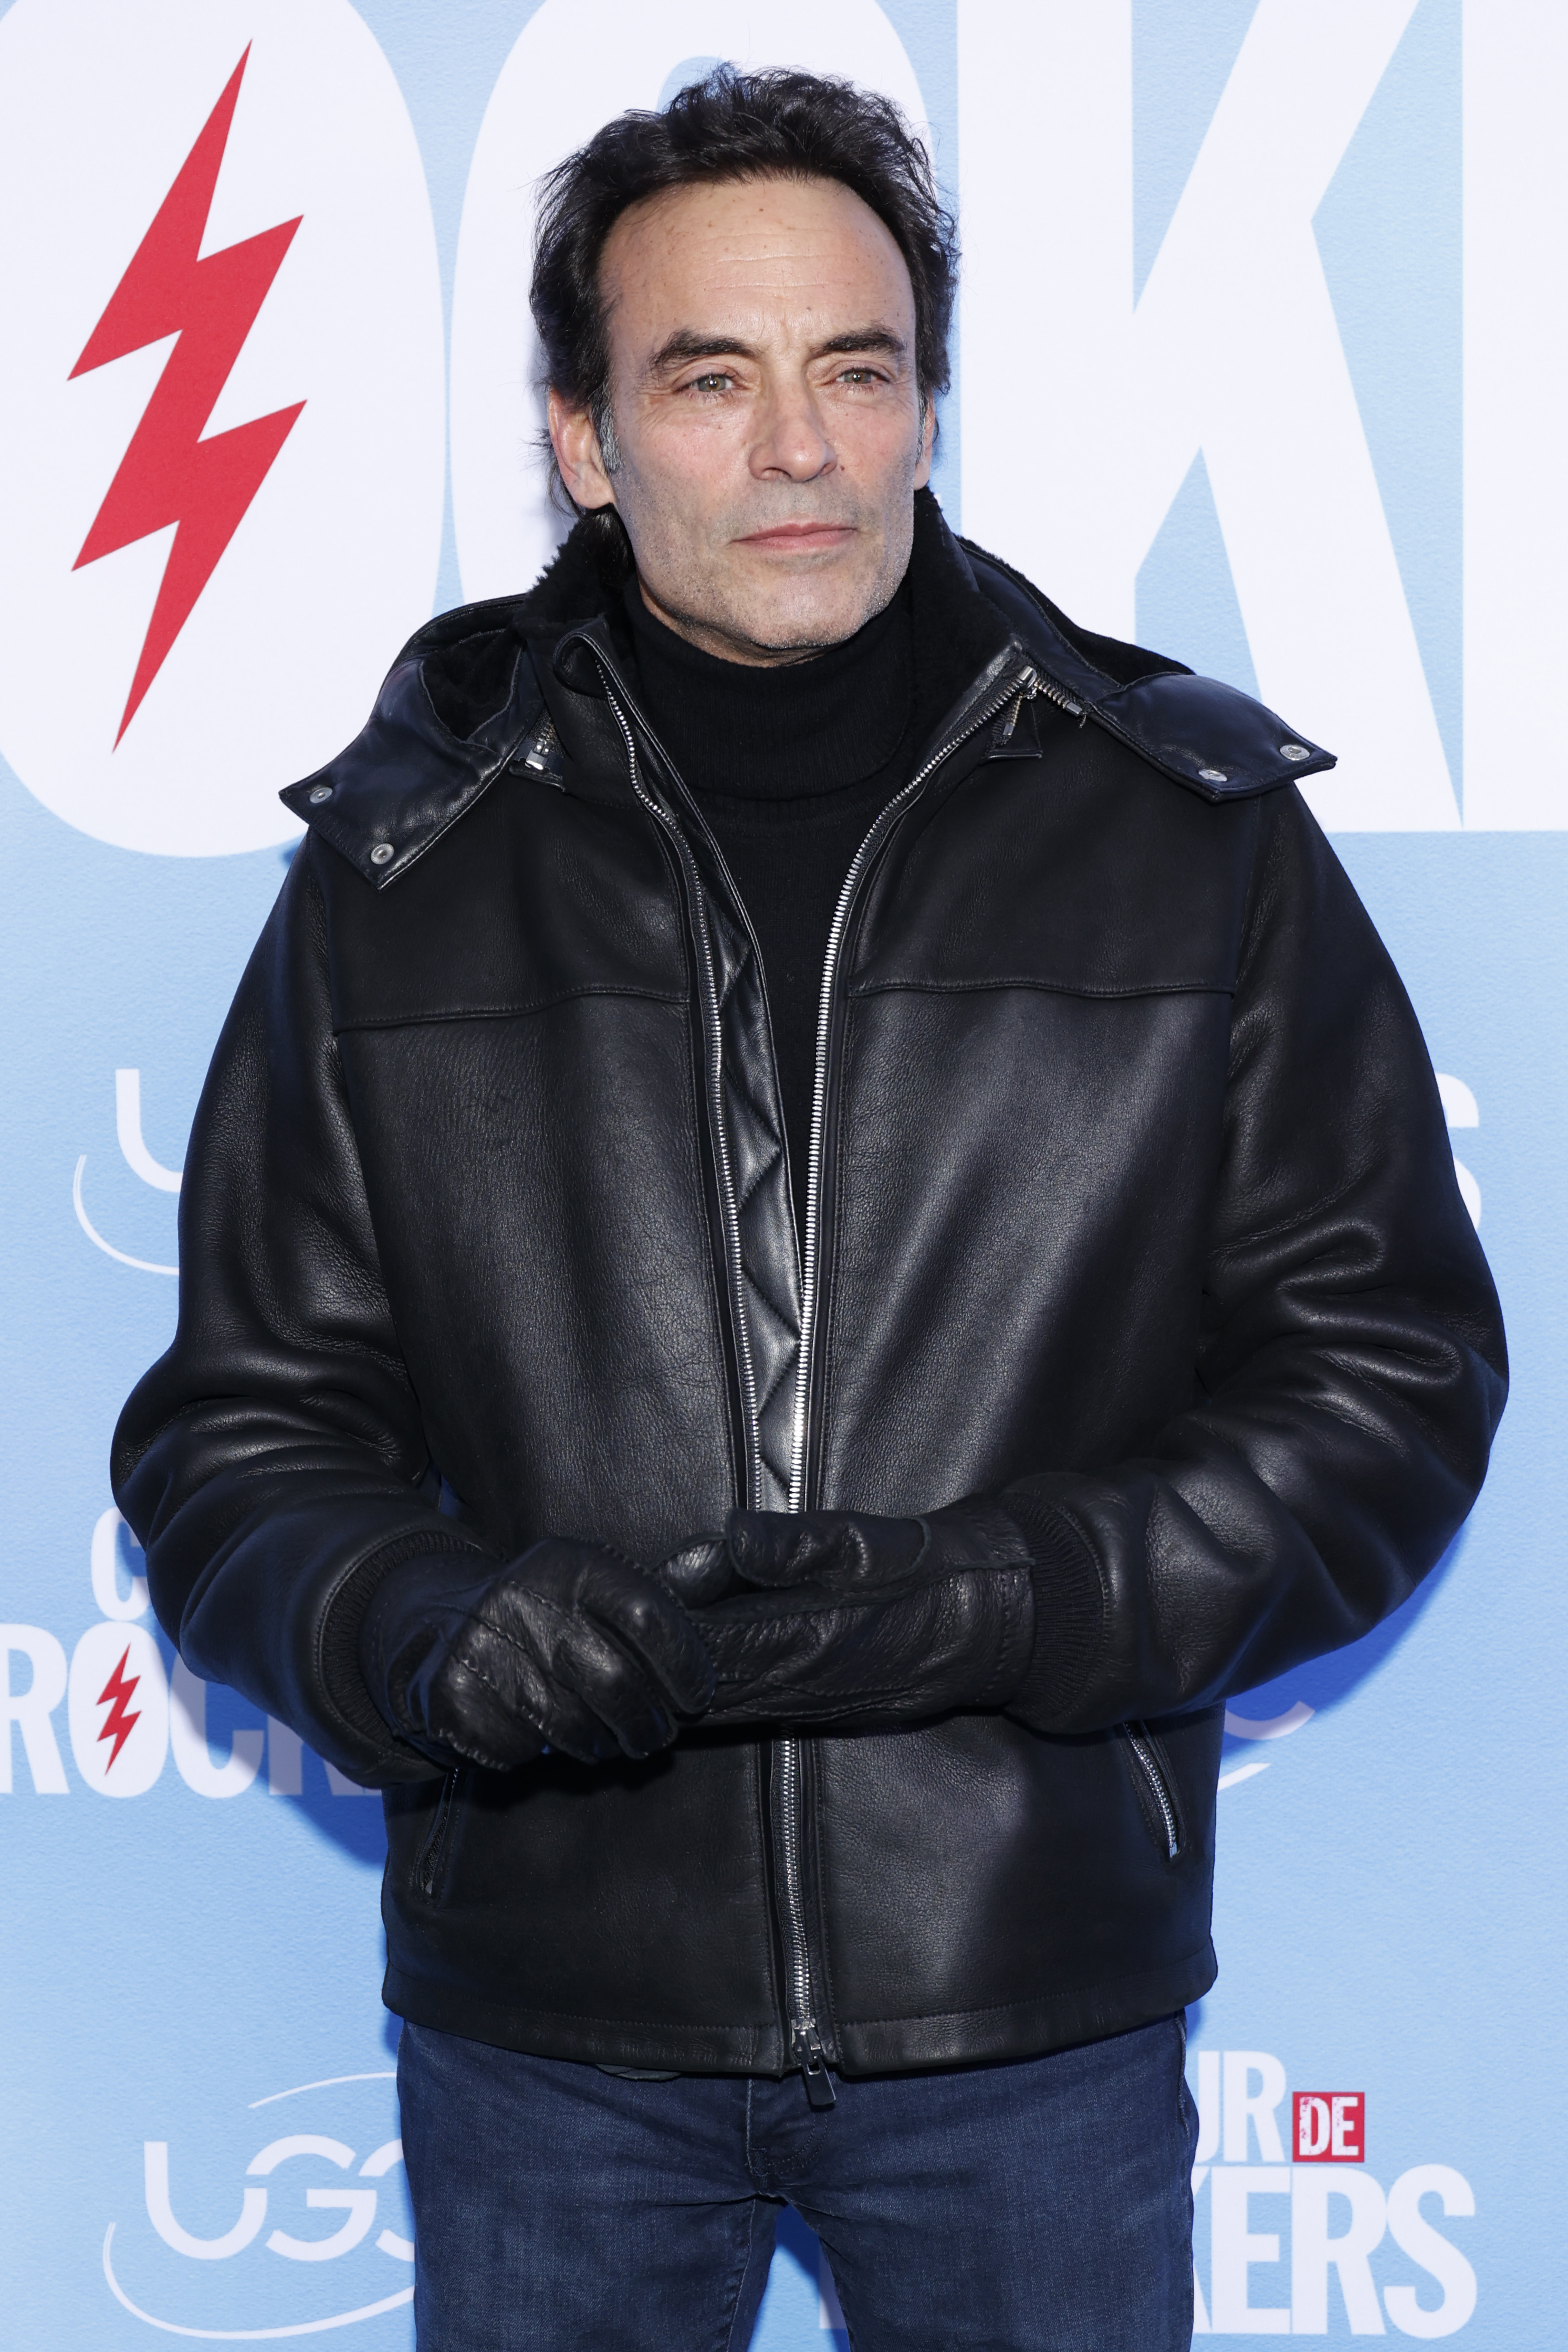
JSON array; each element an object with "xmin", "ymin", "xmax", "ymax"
[
  {"xmin": 69, "ymin": 46, "xmax": 304, "ymax": 744},
  {"xmin": 96, "ymin": 1646, "xmax": 143, "ymax": 1771}
]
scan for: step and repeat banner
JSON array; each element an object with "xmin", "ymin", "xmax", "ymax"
[{"xmin": 1, "ymin": 2, "xmax": 1562, "ymax": 2344}]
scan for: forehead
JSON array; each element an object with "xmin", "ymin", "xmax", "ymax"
[{"xmin": 599, "ymin": 175, "xmax": 915, "ymax": 342}]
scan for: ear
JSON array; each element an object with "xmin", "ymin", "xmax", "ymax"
[
  {"xmin": 913, "ymin": 394, "xmax": 936, "ymax": 491},
  {"xmin": 548, "ymin": 387, "xmax": 617, "ymax": 512}
]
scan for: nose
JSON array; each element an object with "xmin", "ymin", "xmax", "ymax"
[{"xmin": 749, "ymin": 379, "xmax": 835, "ymax": 483}]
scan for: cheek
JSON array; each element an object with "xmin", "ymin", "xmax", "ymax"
[
  {"xmin": 632, "ymin": 407, "xmax": 747, "ymax": 494},
  {"xmin": 834, "ymin": 389, "xmax": 927, "ymax": 461}
]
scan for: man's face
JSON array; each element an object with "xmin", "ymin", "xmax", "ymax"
[{"xmin": 549, "ymin": 174, "xmax": 934, "ymax": 666}]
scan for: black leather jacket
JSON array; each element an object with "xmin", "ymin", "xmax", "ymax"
[{"xmin": 113, "ymin": 495, "xmax": 1506, "ymax": 2076}]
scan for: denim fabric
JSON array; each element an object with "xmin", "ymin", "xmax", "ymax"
[{"xmin": 397, "ymin": 2013, "xmax": 1197, "ymax": 2351}]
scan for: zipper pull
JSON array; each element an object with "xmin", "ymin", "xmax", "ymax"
[
  {"xmin": 519, "ymin": 714, "xmax": 562, "ymax": 781},
  {"xmin": 997, "ymin": 666, "xmax": 1041, "ymax": 744},
  {"xmin": 793, "ymin": 2020, "xmax": 838, "ymax": 2108}
]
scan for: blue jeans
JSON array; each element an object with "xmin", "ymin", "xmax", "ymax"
[{"xmin": 398, "ymin": 2015, "xmax": 1196, "ymax": 2351}]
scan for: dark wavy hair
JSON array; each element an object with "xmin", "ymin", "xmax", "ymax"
[{"xmin": 530, "ymin": 65, "xmax": 957, "ymax": 530}]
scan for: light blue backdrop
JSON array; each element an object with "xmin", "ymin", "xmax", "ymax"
[{"xmin": 2, "ymin": 3, "xmax": 1561, "ymax": 2345}]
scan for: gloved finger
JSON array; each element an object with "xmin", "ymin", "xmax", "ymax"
[
  {"xmin": 654, "ymin": 1534, "xmax": 733, "ymax": 1607},
  {"xmin": 433, "ymin": 1606, "xmax": 637, "ymax": 1767},
  {"xmin": 578, "ymin": 1555, "xmax": 715, "ymax": 1718},
  {"xmin": 417, "ymin": 1652, "xmax": 557, "ymax": 1770},
  {"xmin": 550, "ymin": 1614, "xmax": 698, "ymax": 1758},
  {"xmin": 726, "ymin": 1510, "xmax": 923, "ymax": 1591}
]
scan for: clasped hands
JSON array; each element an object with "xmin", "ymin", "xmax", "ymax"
[{"xmin": 359, "ymin": 1504, "xmax": 1039, "ymax": 1773}]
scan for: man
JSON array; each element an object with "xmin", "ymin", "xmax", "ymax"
[{"xmin": 115, "ymin": 67, "xmax": 1506, "ymax": 2352}]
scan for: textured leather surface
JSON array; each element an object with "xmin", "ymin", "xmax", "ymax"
[
  {"xmin": 113, "ymin": 495, "xmax": 1506, "ymax": 2077},
  {"xmin": 699, "ymin": 1567, "xmax": 1035, "ymax": 1725},
  {"xmin": 361, "ymin": 1540, "xmax": 715, "ymax": 1768},
  {"xmin": 565, "ymin": 617, "xmax": 804, "ymax": 1515},
  {"xmin": 280, "ymin": 642, "xmax": 541, "ymax": 887},
  {"xmin": 961, "ymin": 540, "xmax": 1335, "ymax": 799},
  {"xmin": 680, "ymin": 1501, "xmax": 1038, "ymax": 1729}
]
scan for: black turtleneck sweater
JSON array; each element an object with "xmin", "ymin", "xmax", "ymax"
[{"xmin": 624, "ymin": 580, "xmax": 919, "ymax": 1215}]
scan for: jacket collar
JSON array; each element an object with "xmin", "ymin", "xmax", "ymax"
[
  {"xmin": 549, "ymin": 489, "xmax": 1022, "ymax": 786},
  {"xmin": 283, "ymin": 492, "xmax": 1335, "ymax": 891}
]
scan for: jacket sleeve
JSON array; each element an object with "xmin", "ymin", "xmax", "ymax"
[
  {"xmin": 111, "ymin": 841, "xmax": 500, "ymax": 1785},
  {"xmin": 1003, "ymin": 784, "xmax": 1508, "ymax": 1735}
]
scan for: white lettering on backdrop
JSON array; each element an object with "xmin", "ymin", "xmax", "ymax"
[{"xmin": 960, "ymin": 0, "xmax": 1568, "ymax": 831}]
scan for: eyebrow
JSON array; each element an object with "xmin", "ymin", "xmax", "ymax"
[{"xmin": 643, "ymin": 325, "xmax": 910, "ymax": 379}]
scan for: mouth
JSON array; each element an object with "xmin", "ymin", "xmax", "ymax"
[{"xmin": 734, "ymin": 522, "xmax": 856, "ymax": 554}]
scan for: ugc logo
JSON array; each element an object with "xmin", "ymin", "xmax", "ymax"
[{"xmin": 103, "ymin": 2071, "xmax": 413, "ymax": 2339}]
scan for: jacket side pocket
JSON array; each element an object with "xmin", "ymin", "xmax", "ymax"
[
  {"xmin": 412, "ymin": 1767, "xmax": 463, "ymax": 1901},
  {"xmin": 1120, "ymin": 1723, "xmax": 1184, "ymax": 1860}
]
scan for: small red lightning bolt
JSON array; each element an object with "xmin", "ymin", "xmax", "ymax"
[
  {"xmin": 69, "ymin": 46, "xmax": 304, "ymax": 744},
  {"xmin": 96, "ymin": 1645, "xmax": 143, "ymax": 1771}
]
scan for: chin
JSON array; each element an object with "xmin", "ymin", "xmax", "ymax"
[{"xmin": 730, "ymin": 586, "xmax": 881, "ymax": 656}]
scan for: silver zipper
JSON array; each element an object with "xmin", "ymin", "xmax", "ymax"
[
  {"xmin": 1124, "ymin": 1725, "xmax": 1180, "ymax": 1859},
  {"xmin": 521, "ymin": 714, "xmax": 559, "ymax": 774},
  {"xmin": 1033, "ymin": 674, "xmax": 1083, "ymax": 718},
  {"xmin": 787, "ymin": 658, "xmax": 1044, "ymax": 1506},
  {"xmin": 595, "ymin": 639, "xmax": 1060, "ymax": 2090},
  {"xmin": 998, "ymin": 670, "xmax": 1080, "ymax": 742},
  {"xmin": 775, "ymin": 1739, "xmax": 836, "ymax": 2106},
  {"xmin": 773, "ymin": 653, "xmax": 1047, "ymax": 2093},
  {"xmin": 592, "ymin": 660, "xmax": 821, "ymax": 2087},
  {"xmin": 602, "ymin": 684, "xmax": 767, "ymax": 1506}
]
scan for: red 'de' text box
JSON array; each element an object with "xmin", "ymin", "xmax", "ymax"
[{"xmin": 1293, "ymin": 2091, "xmax": 1365, "ymax": 2162}]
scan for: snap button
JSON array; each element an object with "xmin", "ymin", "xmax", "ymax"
[
  {"xmin": 370, "ymin": 842, "xmax": 394, "ymax": 866},
  {"xmin": 1280, "ymin": 742, "xmax": 1310, "ymax": 762},
  {"xmin": 1198, "ymin": 767, "xmax": 1228, "ymax": 784},
  {"xmin": 308, "ymin": 784, "xmax": 332, "ymax": 804}
]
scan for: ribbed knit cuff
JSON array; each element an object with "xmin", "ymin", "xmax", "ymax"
[
  {"xmin": 997, "ymin": 1490, "xmax": 1106, "ymax": 1730},
  {"xmin": 326, "ymin": 1533, "xmax": 494, "ymax": 1767}
]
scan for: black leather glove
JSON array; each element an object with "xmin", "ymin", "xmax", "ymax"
[
  {"xmin": 359, "ymin": 1538, "xmax": 714, "ymax": 1770},
  {"xmin": 660, "ymin": 1502, "xmax": 1038, "ymax": 1729}
]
